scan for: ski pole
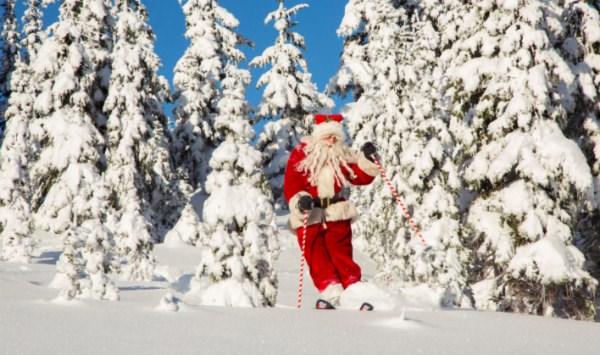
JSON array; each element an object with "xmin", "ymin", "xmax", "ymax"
[
  {"xmin": 297, "ymin": 210, "xmax": 309, "ymax": 309},
  {"xmin": 371, "ymin": 155, "xmax": 429, "ymax": 248}
]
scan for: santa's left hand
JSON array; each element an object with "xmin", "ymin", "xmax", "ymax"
[
  {"xmin": 298, "ymin": 195, "xmax": 314, "ymax": 213},
  {"xmin": 362, "ymin": 142, "xmax": 378, "ymax": 163}
]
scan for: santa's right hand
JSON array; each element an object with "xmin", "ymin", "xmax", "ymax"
[
  {"xmin": 362, "ymin": 142, "xmax": 378, "ymax": 162},
  {"xmin": 298, "ymin": 195, "xmax": 314, "ymax": 213}
]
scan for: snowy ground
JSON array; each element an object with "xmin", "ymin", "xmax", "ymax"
[{"xmin": 2, "ymin": 214, "xmax": 600, "ymax": 355}]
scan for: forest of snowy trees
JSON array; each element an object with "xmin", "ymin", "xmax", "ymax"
[{"xmin": 1, "ymin": 0, "xmax": 599, "ymax": 320}]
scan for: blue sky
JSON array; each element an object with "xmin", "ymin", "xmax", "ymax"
[{"xmin": 15, "ymin": 0, "xmax": 350, "ymax": 119}]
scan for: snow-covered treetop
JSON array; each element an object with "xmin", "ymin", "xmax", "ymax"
[
  {"xmin": 187, "ymin": 0, "xmax": 249, "ymax": 63},
  {"xmin": 174, "ymin": 0, "xmax": 249, "ymax": 110},
  {"xmin": 172, "ymin": 0, "xmax": 252, "ymax": 189},
  {"xmin": 21, "ymin": 0, "xmax": 45, "ymax": 63},
  {"xmin": 264, "ymin": 1, "xmax": 308, "ymax": 48},
  {"xmin": 249, "ymin": 0, "xmax": 332, "ymax": 121},
  {"xmin": 250, "ymin": 1, "xmax": 308, "ymax": 71},
  {"xmin": 337, "ymin": 0, "xmax": 365, "ymax": 37}
]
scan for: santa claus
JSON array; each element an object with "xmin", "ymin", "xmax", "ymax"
[{"xmin": 283, "ymin": 114, "xmax": 379, "ymax": 306}]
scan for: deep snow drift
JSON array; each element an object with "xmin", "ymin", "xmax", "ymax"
[{"xmin": 1, "ymin": 213, "xmax": 600, "ymax": 355}]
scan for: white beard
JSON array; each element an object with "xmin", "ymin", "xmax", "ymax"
[{"xmin": 296, "ymin": 136, "xmax": 357, "ymax": 197}]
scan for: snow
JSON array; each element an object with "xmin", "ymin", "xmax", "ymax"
[
  {"xmin": 508, "ymin": 234, "xmax": 590, "ymax": 285},
  {"xmin": 2, "ymin": 214, "xmax": 600, "ymax": 355},
  {"xmin": 583, "ymin": 11, "xmax": 600, "ymax": 43},
  {"xmin": 501, "ymin": 0, "xmax": 520, "ymax": 11},
  {"xmin": 338, "ymin": 281, "xmax": 396, "ymax": 311},
  {"xmin": 203, "ymin": 185, "xmax": 271, "ymax": 226}
]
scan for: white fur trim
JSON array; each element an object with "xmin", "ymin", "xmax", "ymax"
[
  {"xmin": 288, "ymin": 210, "xmax": 323, "ymax": 230},
  {"xmin": 323, "ymin": 200, "xmax": 358, "ymax": 223},
  {"xmin": 316, "ymin": 165, "xmax": 336, "ymax": 198},
  {"xmin": 288, "ymin": 200, "xmax": 359, "ymax": 230},
  {"xmin": 357, "ymin": 154, "xmax": 380, "ymax": 177},
  {"xmin": 312, "ymin": 121, "xmax": 344, "ymax": 141}
]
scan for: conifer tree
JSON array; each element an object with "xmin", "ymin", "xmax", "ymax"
[
  {"xmin": 193, "ymin": 64, "xmax": 279, "ymax": 307},
  {"xmin": 104, "ymin": 0, "xmax": 178, "ymax": 280},
  {"xmin": 250, "ymin": 0, "xmax": 333, "ymax": 209},
  {"xmin": 441, "ymin": 0, "xmax": 597, "ymax": 319},
  {"xmin": 51, "ymin": 178, "xmax": 118, "ymax": 301},
  {"xmin": 21, "ymin": 0, "xmax": 119, "ymax": 297},
  {"xmin": 27, "ymin": 0, "xmax": 111, "ymax": 237},
  {"xmin": 0, "ymin": 63, "xmax": 34, "ymax": 262},
  {"xmin": 172, "ymin": 0, "xmax": 249, "ymax": 190},
  {"xmin": 0, "ymin": 0, "xmax": 47, "ymax": 262},
  {"xmin": 163, "ymin": 179, "xmax": 209, "ymax": 247},
  {"xmin": 330, "ymin": 0, "xmax": 469, "ymax": 306},
  {"xmin": 0, "ymin": 0, "xmax": 18, "ymax": 121}
]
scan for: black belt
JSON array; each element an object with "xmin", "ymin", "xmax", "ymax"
[{"xmin": 313, "ymin": 194, "xmax": 343, "ymax": 208}]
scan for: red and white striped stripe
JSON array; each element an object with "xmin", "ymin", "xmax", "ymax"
[{"xmin": 297, "ymin": 211, "xmax": 309, "ymax": 309}]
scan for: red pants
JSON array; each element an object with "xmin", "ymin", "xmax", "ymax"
[{"xmin": 297, "ymin": 220, "xmax": 361, "ymax": 292}]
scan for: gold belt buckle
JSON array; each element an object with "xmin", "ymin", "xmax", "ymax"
[{"xmin": 321, "ymin": 197, "xmax": 330, "ymax": 208}]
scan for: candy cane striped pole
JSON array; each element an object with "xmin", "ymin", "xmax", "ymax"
[
  {"xmin": 297, "ymin": 211, "xmax": 309, "ymax": 309},
  {"xmin": 371, "ymin": 155, "xmax": 428, "ymax": 248}
]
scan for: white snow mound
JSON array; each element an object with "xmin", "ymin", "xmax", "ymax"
[{"xmin": 339, "ymin": 282, "xmax": 396, "ymax": 311}]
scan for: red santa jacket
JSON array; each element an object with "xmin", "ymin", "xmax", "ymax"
[{"xmin": 283, "ymin": 142, "xmax": 380, "ymax": 230}]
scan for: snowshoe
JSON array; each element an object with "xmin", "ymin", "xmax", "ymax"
[
  {"xmin": 315, "ymin": 299, "xmax": 336, "ymax": 310},
  {"xmin": 359, "ymin": 302, "xmax": 374, "ymax": 311}
]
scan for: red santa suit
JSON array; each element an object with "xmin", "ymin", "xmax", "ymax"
[{"xmin": 283, "ymin": 114, "xmax": 379, "ymax": 302}]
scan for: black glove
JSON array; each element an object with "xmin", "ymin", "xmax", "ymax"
[
  {"xmin": 297, "ymin": 195, "xmax": 314, "ymax": 213},
  {"xmin": 362, "ymin": 142, "xmax": 378, "ymax": 163}
]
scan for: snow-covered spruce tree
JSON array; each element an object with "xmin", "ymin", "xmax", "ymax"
[
  {"xmin": 193, "ymin": 65, "xmax": 279, "ymax": 307},
  {"xmin": 0, "ymin": 0, "xmax": 49, "ymax": 262},
  {"xmin": 27, "ymin": 0, "xmax": 111, "ymax": 238},
  {"xmin": 0, "ymin": 0, "xmax": 18, "ymax": 121},
  {"xmin": 24, "ymin": 0, "xmax": 119, "ymax": 298},
  {"xmin": 560, "ymin": 0, "xmax": 600, "ymax": 291},
  {"xmin": 51, "ymin": 178, "xmax": 118, "ymax": 301},
  {"xmin": 328, "ymin": 0, "xmax": 469, "ymax": 306},
  {"xmin": 443, "ymin": 0, "xmax": 597, "ymax": 320},
  {"xmin": 104, "ymin": 0, "xmax": 180, "ymax": 280},
  {"xmin": 0, "ymin": 62, "xmax": 35, "ymax": 262},
  {"xmin": 249, "ymin": 0, "xmax": 333, "ymax": 209},
  {"xmin": 0, "ymin": 0, "xmax": 46, "ymax": 262},
  {"xmin": 172, "ymin": 0, "xmax": 249, "ymax": 190}
]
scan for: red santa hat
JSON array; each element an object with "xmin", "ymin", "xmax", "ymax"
[{"xmin": 311, "ymin": 114, "xmax": 345, "ymax": 141}]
